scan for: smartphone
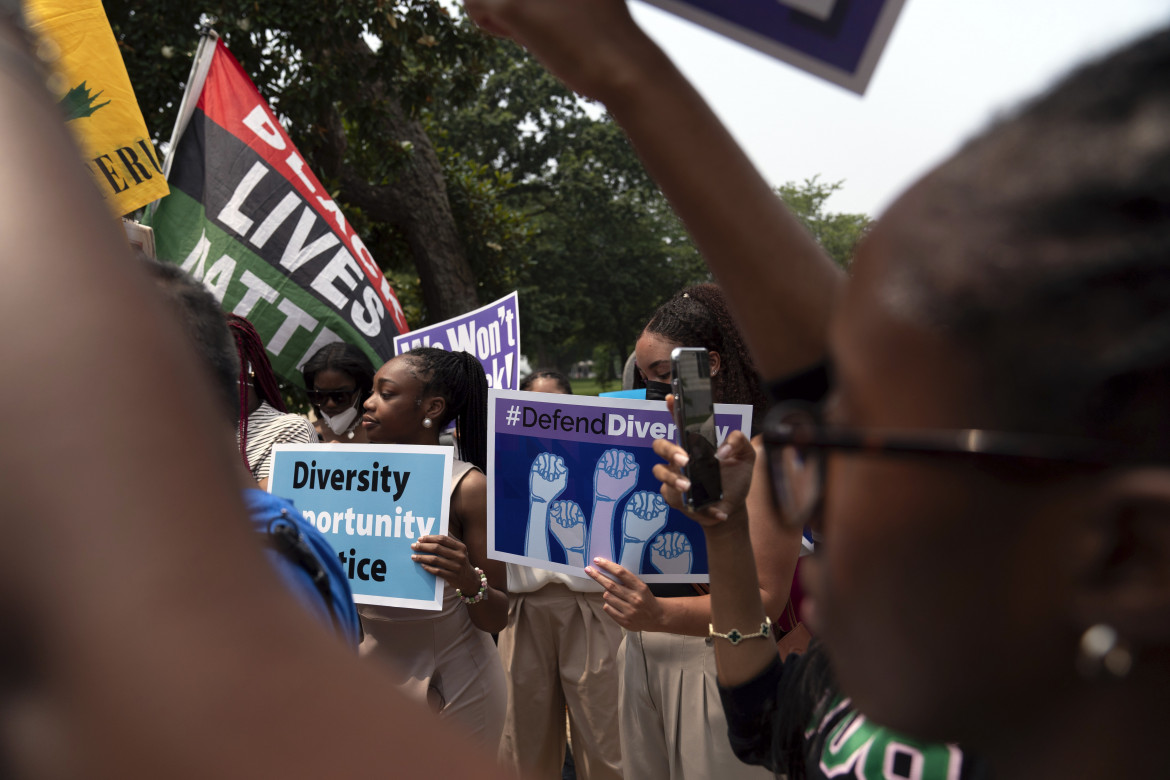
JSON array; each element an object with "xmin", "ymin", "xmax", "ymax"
[{"xmin": 670, "ymin": 347, "xmax": 723, "ymax": 509}]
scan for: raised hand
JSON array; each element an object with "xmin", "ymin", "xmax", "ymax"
[
  {"xmin": 589, "ymin": 449, "xmax": 640, "ymax": 564},
  {"xmin": 617, "ymin": 491, "xmax": 670, "ymax": 572},
  {"xmin": 529, "ymin": 452, "xmax": 568, "ymax": 503},
  {"xmin": 550, "ymin": 500, "xmax": 587, "ymax": 567},
  {"xmin": 526, "ymin": 451, "xmax": 570, "ymax": 560},
  {"xmin": 594, "ymin": 449, "xmax": 638, "ymax": 501},
  {"xmin": 649, "ymin": 531, "xmax": 694, "ymax": 575},
  {"xmin": 621, "ymin": 491, "xmax": 670, "ymax": 543}
]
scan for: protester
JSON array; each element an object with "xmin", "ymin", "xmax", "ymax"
[
  {"xmin": 227, "ymin": 314, "xmax": 317, "ymax": 489},
  {"xmin": 357, "ymin": 347, "xmax": 509, "ymax": 749},
  {"xmin": 143, "ymin": 259, "xmax": 362, "ymax": 649},
  {"xmin": 0, "ymin": 6, "xmax": 514, "ymax": 776},
  {"xmin": 464, "ymin": 1, "xmax": 1170, "ymax": 778},
  {"xmin": 498, "ymin": 369, "xmax": 624, "ymax": 780},
  {"xmin": 302, "ymin": 341, "xmax": 375, "ymax": 443},
  {"xmin": 584, "ymin": 284, "xmax": 802, "ymax": 780}
]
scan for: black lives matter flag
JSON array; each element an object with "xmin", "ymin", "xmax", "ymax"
[{"xmin": 148, "ymin": 34, "xmax": 407, "ymax": 384}]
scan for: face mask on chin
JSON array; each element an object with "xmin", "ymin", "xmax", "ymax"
[
  {"xmin": 644, "ymin": 380, "xmax": 672, "ymax": 401},
  {"xmin": 321, "ymin": 405, "xmax": 359, "ymax": 437}
]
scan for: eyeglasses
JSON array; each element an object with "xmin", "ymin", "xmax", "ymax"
[
  {"xmin": 762, "ymin": 402, "xmax": 1137, "ymax": 528},
  {"xmin": 307, "ymin": 387, "xmax": 358, "ymax": 407}
]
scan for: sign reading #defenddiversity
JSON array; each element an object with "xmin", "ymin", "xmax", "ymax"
[
  {"xmin": 487, "ymin": 390, "xmax": 752, "ymax": 584},
  {"xmin": 269, "ymin": 443, "xmax": 452, "ymax": 609}
]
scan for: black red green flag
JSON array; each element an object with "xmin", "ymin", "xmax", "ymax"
[{"xmin": 147, "ymin": 35, "xmax": 408, "ymax": 385}]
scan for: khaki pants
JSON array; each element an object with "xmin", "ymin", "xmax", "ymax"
[
  {"xmin": 498, "ymin": 584, "xmax": 624, "ymax": 780},
  {"xmin": 618, "ymin": 631, "xmax": 774, "ymax": 780}
]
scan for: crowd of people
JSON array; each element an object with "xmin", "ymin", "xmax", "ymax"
[{"xmin": 3, "ymin": 0, "xmax": 1170, "ymax": 778}]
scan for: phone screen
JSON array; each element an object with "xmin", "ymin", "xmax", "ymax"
[{"xmin": 671, "ymin": 348, "xmax": 722, "ymax": 508}]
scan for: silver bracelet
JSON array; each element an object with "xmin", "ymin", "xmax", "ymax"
[{"xmin": 709, "ymin": 616, "xmax": 772, "ymax": 645}]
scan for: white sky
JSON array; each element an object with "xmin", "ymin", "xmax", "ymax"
[{"xmin": 627, "ymin": 1, "xmax": 1170, "ymax": 217}]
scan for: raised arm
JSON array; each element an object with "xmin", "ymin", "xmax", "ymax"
[{"xmin": 463, "ymin": 0, "xmax": 843, "ymax": 378}]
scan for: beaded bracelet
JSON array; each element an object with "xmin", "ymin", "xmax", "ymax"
[
  {"xmin": 456, "ymin": 566, "xmax": 487, "ymax": 605},
  {"xmin": 709, "ymin": 616, "xmax": 772, "ymax": 646}
]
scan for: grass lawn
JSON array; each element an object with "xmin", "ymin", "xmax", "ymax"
[{"xmin": 566, "ymin": 377, "xmax": 621, "ymax": 397}]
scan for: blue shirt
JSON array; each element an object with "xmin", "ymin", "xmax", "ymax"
[{"xmin": 243, "ymin": 489, "xmax": 362, "ymax": 649}]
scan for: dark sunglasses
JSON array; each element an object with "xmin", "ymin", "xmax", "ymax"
[{"xmin": 307, "ymin": 387, "xmax": 359, "ymax": 407}]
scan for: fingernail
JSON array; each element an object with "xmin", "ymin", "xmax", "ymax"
[
  {"xmin": 673, "ymin": 452, "xmax": 689, "ymax": 466},
  {"xmin": 593, "ymin": 557, "xmax": 608, "ymax": 565},
  {"xmin": 411, "ymin": 542, "xmax": 419, "ymax": 549},
  {"xmin": 584, "ymin": 567, "xmax": 595, "ymax": 575},
  {"xmin": 715, "ymin": 443, "xmax": 732, "ymax": 460},
  {"xmin": 676, "ymin": 478, "xmax": 691, "ymax": 491},
  {"xmin": 411, "ymin": 555, "xmax": 419, "ymax": 561}
]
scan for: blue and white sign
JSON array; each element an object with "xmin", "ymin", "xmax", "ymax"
[
  {"xmin": 643, "ymin": 0, "xmax": 908, "ymax": 94},
  {"xmin": 269, "ymin": 443, "xmax": 453, "ymax": 610},
  {"xmin": 487, "ymin": 390, "xmax": 752, "ymax": 583},
  {"xmin": 393, "ymin": 291, "xmax": 521, "ymax": 390}
]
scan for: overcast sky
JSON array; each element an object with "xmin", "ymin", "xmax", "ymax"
[{"xmin": 627, "ymin": 1, "xmax": 1169, "ymax": 217}]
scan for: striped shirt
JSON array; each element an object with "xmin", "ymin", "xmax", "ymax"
[{"xmin": 242, "ymin": 401, "xmax": 317, "ymax": 481}]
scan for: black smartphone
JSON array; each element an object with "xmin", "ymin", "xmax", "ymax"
[{"xmin": 670, "ymin": 347, "xmax": 723, "ymax": 509}]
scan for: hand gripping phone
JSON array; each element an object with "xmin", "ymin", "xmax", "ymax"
[{"xmin": 670, "ymin": 347, "xmax": 723, "ymax": 509}]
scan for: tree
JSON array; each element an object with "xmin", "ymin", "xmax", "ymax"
[
  {"xmin": 107, "ymin": 0, "xmax": 499, "ymax": 321},
  {"xmin": 429, "ymin": 40, "xmax": 709, "ymax": 367},
  {"xmin": 776, "ymin": 177, "xmax": 872, "ymax": 268}
]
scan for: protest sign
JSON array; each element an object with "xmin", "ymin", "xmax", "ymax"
[
  {"xmin": 269, "ymin": 444, "xmax": 452, "ymax": 609},
  {"xmin": 25, "ymin": 0, "xmax": 170, "ymax": 215},
  {"xmin": 642, "ymin": 0, "xmax": 907, "ymax": 94},
  {"xmin": 487, "ymin": 390, "xmax": 752, "ymax": 583},
  {"xmin": 394, "ymin": 292, "xmax": 521, "ymax": 390},
  {"xmin": 148, "ymin": 33, "xmax": 407, "ymax": 387}
]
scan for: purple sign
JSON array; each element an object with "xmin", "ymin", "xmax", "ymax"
[
  {"xmin": 643, "ymin": 0, "xmax": 908, "ymax": 94},
  {"xmin": 393, "ymin": 291, "xmax": 521, "ymax": 390},
  {"xmin": 486, "ymin": 389, "xmax": 753, "ymax": 583}
]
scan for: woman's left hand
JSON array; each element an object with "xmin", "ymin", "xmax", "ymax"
[
  {"xmin": 412, "ymin": 534, "xmax": 481, "ymax": 595},
  {"xmin": 586, "ymin": 557, "xmax": 665, "ymax": 632}
]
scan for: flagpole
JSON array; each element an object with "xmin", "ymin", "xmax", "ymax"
[{"xmin": 161, "ymin": 26, "xmax": 218, "ymax": 182}]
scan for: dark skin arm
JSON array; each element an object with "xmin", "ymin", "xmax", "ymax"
[
  {"xmin": 412, "ymin": 470, "xmax": 508, "ymax": 633},
  {"xmin": 462, "ymin": 0, "xmax": 841, "ymax": 380}
]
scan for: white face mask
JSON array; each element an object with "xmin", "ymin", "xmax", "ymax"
[{"xmin": 321, "ymin": 405, "xmax": 359, "ymax": 436}]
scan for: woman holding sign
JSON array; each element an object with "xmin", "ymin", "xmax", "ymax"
[
  {"xmin": 357, "ymin": 347, "xmax": 509, "ymax": 750},
  {"xmin": 585, "ymin": 285, "xmax": 804, "ymax": 780}
]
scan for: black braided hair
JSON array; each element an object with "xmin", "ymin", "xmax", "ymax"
[
  {"xmin": 520, "ymin": 369, "xmax": 573, "ymax": 394},
  {"xmin": 302, "ymin": 341, "xmax": 376, "ymax": 411},
  {"xmin": 642, "ymin": 283, "xmax": 769, "ymax": 433},
  {"xmin": 404, "ymin": 347, "xmax": 489, "ymax": 472},
  {"xmin": 886, "ymin": 27, "xmax": 1170, "ymax": 452}
]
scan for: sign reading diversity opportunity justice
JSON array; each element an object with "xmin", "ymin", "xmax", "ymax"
[
  {"xmin": 487, "ymin": 390, "xmax": 752, "ymax": 583},
  {"xmin": 643, "ymin": 0, "xmax": 907, "ymax": 94},
  {"xmin": 269, "ymin": 444, "xmax": 452, "ymax": 610}
]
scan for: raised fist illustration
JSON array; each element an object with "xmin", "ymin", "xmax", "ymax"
[
  {"xmin": 529, "ymin": 452, "xmax": 569, "ymax": 504},
  {"xmin": 593, "ymin": 449, "xmax": 638, "ymax": 502},
  {"xmin": 650, "ymin": 531, "xmax": 694, "ymax": 574},
  {"xmin": 621, "ymin": 491, "xmax": 669, "ymax": 543}
]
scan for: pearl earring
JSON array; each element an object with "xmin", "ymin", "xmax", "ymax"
[
  {"xmin": 1077, "ymin": 624, "xmax": 1133, "ymax": 680},
  {"xmin": 422, "ymin": 418, "xmax": 433, "ymax": 429}
]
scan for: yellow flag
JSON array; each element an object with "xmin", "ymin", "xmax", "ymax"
[{"xmin": 25, "ymin": 0, "xmax": 169, "ymax": 216}]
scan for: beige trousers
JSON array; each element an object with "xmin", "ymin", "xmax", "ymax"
[
  {"xmin": 359, "ymin": 595, "xmax": 507, "ymax": 752},
  {"xmin": 618, "ymin": 631, "xmax": 775, "ymax": 780},
  {"xmin": 497, "ymin": 584, "xmax": 624, "ymax": 780}
]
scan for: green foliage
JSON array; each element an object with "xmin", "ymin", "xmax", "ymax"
[
  {"xmin": 776, "ymin": 177, "xmax": 872, "ymax": 269},
  {"xmin": 429, "ymin": 40, "xmax": 709, "ymax": 368}
]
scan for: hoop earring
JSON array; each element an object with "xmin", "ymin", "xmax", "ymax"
[
  {"xmin": 422, "ymin": 418, "xmax": 433, "ymax": 429},
  {"xmin": 1076, "ymin": 624, "xmax": 1133, "ymax": 680}
]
